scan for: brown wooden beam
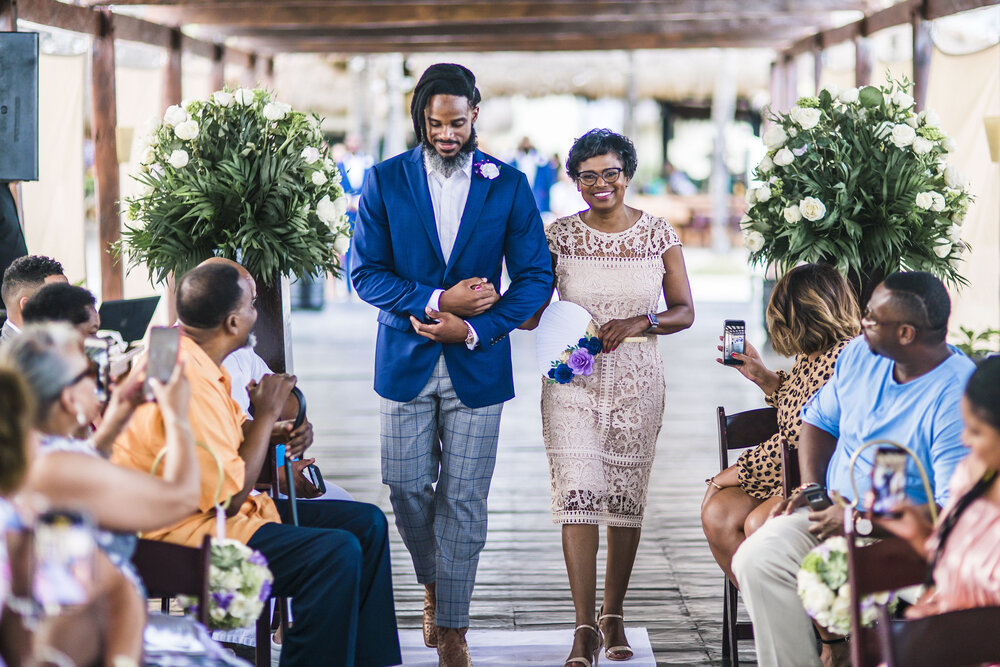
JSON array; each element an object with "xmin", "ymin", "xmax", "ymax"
[
  {"xmin": 0, "ymin": 0, "xmax": 17, "ymax": 32},
  {"xmin": 210, "ymin": 43, "xmax": 225, "ymax": 90},
  {"xmin": 855, "ymin": 36, "xmax": 874, "ymax": 87},
  {"xmin": 912, "ymin": 10, "xmax": 932, "ymax": 111},
  {"xmin": 164, "ymin": 27, "xmax": 182, "ymax": 108},
  {"xmin": 90, "ymin": 0, "xmax": 867, "ymax": 10},
  {"xmin": 92, "ymin": 9, "xmax": 123, "ymax": 301}
]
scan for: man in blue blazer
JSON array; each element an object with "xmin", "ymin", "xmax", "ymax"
[{"xmin": 352, "ymin": 63, "xmax": 552, "ymax": 665}]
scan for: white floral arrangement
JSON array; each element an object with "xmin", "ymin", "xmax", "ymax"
[
  {"xmin": 797, "ymin": 536, "xmax": 896, "ymax": 635},
  {"xmin": 742, "ymin": 78, "xmax": 973, "ymax": 291},
  {"xmin": 178, "ymin": 538, "xmax": 274, "ymax": 630},
  {"xmin": 121, "ymin": 88, "xmax": 351, "ymax": 285}
]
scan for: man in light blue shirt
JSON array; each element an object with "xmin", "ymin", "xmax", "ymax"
[{"xmin": 732, "ymin": 272, "xmax": 975, "ymax": 667}]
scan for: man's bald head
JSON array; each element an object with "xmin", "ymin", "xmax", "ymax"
[
  {"xmin": 197, "ymin": 257, "xmax": 255, "ymax": 297},
  {"xmin": 177, "ymin": 263, "xmax": 244, "ymax": 329}
]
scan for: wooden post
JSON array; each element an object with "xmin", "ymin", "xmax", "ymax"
[
  {"xmin": 164, "ymin": 28, "xmax": 182, "ymax": 108},
  {"xmin": 783, "ymin": 55, "xmax": 797, "ymax": 110},
  {"xmin": 210, "ymin": 44, "xmax": 225, "ymax": 92},
  {"xmin": 855, "ymin": 36, "xmax": 874, "ymax": 87},
  {"xmin": 0, "ymin": 0, "xmax": 17, "ymax": 31},
  {"xmin": 812, "ymin": 43, "xmax": 823, "ymax": 95},
  {"xmin": 242, "ymin": 53, "xmax": 257, "ymax": 88},
  {"xmin": 92, "ymin": 9, "xmax": 123, "ymax": 300},
  {"xmin": 912, "ymin": 9, "xmax": 932, "ymax": 111},
  {"xmin": 254, "ymin": 276, "xmax": 293, "ymax": 374},
  {"xmin": 260, "ymin": 56, "xmax": 274, "ymax": 89}
]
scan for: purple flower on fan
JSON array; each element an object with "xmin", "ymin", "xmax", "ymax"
[
  {"xmin": 259, "ymin": 580, "xmax": 272, "ymax": 602},
  {"xmin": 553, "ymin": 363, "xmax": 574, "ymax": 384},
  {"xmin": 248, "ymin": 550, "xmax": 268, "ymax": 567},
  {"xmin": 212, "ymin": 591, "xmax": 234, "ymax": 610},
  {"xmin": 567, "ymin": 349, "xmax": 595, "ymax": 376}
]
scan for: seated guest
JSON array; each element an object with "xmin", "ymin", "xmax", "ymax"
[
  {"xmin": 0, "ymin": 255, "xmax": 67, "ymax": 342},
  {"xmin": 880, "ymin": 356, "xmax": 1000, "ymax": 618},
  {"xmin": 21, "ymin": 283, "xmax": 100, "ymax": 337},
  {"xmin": 731, "ymin": 271, "xmax": 975, "ymax": 667},
  {"xmin": 703, "ymin": 263, "xmax": 859, "ymax": 584},
  {"xmin": 111, "ymin": 263, "xmax": 401, "ymax": 667},
  {"xmin": 0, "ymin": 332, "xmax": 196, "ymax": 667}
]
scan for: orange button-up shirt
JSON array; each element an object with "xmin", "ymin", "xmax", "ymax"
[{"xmin": 112, "ymin": 335, "xmax": 280, "ymax": 546}]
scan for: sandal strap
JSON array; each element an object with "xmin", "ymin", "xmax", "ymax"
[
  {"xmin": 574, "ymin": 623, "xmax": 600, "ymax": 636},
  {"xmin": 598, "ymin": 613, "xmax": 624, "ymax": 622}
]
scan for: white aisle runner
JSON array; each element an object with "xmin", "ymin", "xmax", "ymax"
[{"xmin": 399, "ymin": 628, "xmax": 656, "ymax": 666}]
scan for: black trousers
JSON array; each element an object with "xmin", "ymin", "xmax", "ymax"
[{"xmin": 248, "ymin": 499, "xmax": 401, "ymax": 667}]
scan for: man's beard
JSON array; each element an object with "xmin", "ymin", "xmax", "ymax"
[
  {"xmin": 423, "ymin": 128, "xmax": 478, "ymax": 178},
  {"xmin": 242, "ymin": 331, "xmax": 257, "ymax": 351}
]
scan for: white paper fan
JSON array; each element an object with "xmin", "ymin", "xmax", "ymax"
[{"xmin": 535, "ymin": 301, "xmax": 595, "ymax": 377}]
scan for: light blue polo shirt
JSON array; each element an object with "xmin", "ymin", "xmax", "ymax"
[{"xmin": 802, "ymin": 336, "xmax": 974, "ymax": 508}]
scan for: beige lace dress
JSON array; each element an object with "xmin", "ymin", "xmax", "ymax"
[{"xmin": 542, "ymin": 212, "xmax": 680, "ymax": 527}]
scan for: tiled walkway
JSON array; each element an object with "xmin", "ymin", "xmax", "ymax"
[{"xmin": 290, "ymin": 253, "xmax": 780, "ymax": 666}]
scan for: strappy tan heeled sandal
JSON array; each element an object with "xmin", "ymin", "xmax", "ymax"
[
  {"xmin": 565, "ymin": 623, "xmax": 602, "ymax": 667},
  {"xmin": 598, "ymin": 608, "xmax": 634, "ymax": 661}
]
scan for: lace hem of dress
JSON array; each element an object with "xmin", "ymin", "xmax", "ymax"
[{"xmin": 553, "ymin": 510, "xmax": 644, "ymax": 528}]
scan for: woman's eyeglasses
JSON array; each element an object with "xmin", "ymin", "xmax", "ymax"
[{"xmin": 576, "ymin": 168, "xmax": 624, "ymax": 186}]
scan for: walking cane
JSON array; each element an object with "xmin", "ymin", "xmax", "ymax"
[{"xmin": 283, "ymin": 386, "xmax": 307, "ymax": 527}]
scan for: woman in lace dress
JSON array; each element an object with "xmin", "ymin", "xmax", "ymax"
[{"xmin": 524, "ymin": 129, "xmax": 694, "ymax": 666}]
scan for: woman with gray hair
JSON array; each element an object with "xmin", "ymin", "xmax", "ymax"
[{"xmin": 1, "ymin": 322, "xmax": 199, "ymax": 666}]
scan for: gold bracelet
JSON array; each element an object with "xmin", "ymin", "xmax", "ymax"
[{"xmin": 705, "ymin": 477, "xmax": 723, "ymax": 490}]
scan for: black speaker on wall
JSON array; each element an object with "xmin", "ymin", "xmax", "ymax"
[{"xmin": 0, "ymin": 32, "xmax": 39, "ymax": 181}]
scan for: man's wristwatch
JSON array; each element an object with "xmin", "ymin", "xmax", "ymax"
[
  {"xmin": 798, "ymin": 482, "xmax": 832, "ymax": 510},
  {"xmin": 646, "ymin": 312, "xmax": 659, "ymax": 331},
  {"xmin": 464, "ymin": 321, "xmax": 477, "ymax": 349}
]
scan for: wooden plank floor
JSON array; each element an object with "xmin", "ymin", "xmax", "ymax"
[{"xmin": 290, "ymin": 251, "xmax": 780, "ymax": 666}]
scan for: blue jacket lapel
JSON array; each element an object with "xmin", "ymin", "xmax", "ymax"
[
  {"xmin": 402, "ymin": 147, "xmax": 446, "ymax": 266},
  {"xmin": 447, "ymin": 150, "xmax": 492, "ymax": 272}
]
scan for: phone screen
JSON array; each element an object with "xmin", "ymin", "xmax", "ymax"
[
  {"xmin": 33, "ymin": 509, "xmax": 95, "ymax": 612},
  {"xmin": 870, "ymin": 447, "xmax": 908, "ymax": 516},
  {"xmin": 723, "ymin": 319, "xmax": 746, "ymax": 366},
  {"xmin": 83, "ymin": 336, "xmax": 112, "ymax": 404},
  {"xmin": 144, "ymin": 327, "xmax": 180, "ymax": 399}
]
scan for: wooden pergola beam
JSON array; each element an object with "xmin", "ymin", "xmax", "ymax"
[{"xmin": 88, "ymin": 0, "xmax": 867, "ymax": 10}]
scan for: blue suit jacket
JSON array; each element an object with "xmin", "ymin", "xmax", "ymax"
[{"xmin": 351, "ymin": 147, "xmax": 553, "ymax": 408}]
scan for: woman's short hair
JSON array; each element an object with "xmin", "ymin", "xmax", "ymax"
[
  {"xmin": 0, "ymin": 323, "xmax": 83, "ymax": 424},
  {"xmin": 0, "ymin": 366, "xmax": 33, "ymax": 495},
  {"xmin": 965, "ymin": 356, "xmax": 1000, "ymax": 432},
  {"xmin": 767, "ymin": 263, "xmax": 860, "ymax": 357},
  {"xmin": 565, "ymin": 129, "xmax": 638, "ymax": 181}
]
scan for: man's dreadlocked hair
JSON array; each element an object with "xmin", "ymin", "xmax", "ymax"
[{"xmin": 410, "ymin": 63, "xmax": 481, "ymax": 143}]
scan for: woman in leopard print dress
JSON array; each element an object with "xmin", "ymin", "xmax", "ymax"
[{"xmin": 701, "ymin": 264, "xmax": 860, "ymax": 585}]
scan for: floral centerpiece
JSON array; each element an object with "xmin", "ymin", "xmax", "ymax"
[
  {"xmin": 546, "ymin": 323, "xmax": 603, "ymax": 384},
  {"xmin": 121, "ymin": 88, "xmax": 351, "ymax": 285},
  {"xmin": 178, "ymin": 538, "xmax": 274, "ymax": 630},
  {"xmin": 797, "ymin": 536, "xmax": 897, "ymax": 635},
  {"xmin": 742, "ymin": 78, "xmax": 973, "ymax": 299}
]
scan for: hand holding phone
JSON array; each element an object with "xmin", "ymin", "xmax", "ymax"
[
  {"xmin": 144, "ymin": 327, "xmax": 180, "ymax": 401},
  {"xmin": 870, "ymin": 447, "xmax": 908, "ymax": 516},
  {"xmin": 723, "ymin": 320, "xmax": 746, "ymax": 366}
]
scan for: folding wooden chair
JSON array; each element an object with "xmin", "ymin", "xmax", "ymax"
[
  {"xmin": 876, "ymin": 604, "xmax": 1000, "ymax": 666},
  {"xmin": 716, "ymin": 406, "xmax": 778, "ymax": 667},
  {"xmin": 131, "ymin": 534, "xmax": 211, "ymax": 626}
]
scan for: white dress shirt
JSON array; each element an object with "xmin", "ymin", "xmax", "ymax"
[{"xmin": 422, "ymin": 151, "xmax": 479, "ymax": 348}]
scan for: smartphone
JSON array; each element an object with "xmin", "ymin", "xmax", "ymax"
[
  {"xmin": 33, "ymin": 509, "xmax": 95, "ymax": 613},
  {"xmin": 723, "ymin": 319, "xmax": 746, "ymax": 366},
  {"xmin": 144, "ymin": 327, "xmax": 180, "ymax": 400},
  {"xmin": 304, "ymin": 464, "xmax": 326, "ymax": 495},
  {"xmin": 83, "ymin": 336, "xmax": 112, "ymax": 404},
  {"xmin": 871, "ymin": 447, "xmax": 908, "ymax": 516}
]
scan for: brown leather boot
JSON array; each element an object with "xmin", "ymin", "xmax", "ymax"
[
  {"xmin": 436, "ymin": 626, "xmax": 472, "ymax": 667},
  {"xmin": 423, "ymin": 584, "xmax": 438, "ymax": 648}
]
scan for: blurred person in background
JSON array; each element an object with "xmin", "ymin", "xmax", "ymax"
[
  {"xmin": 22, "ymin": 283, "xmax": 100, "ymax": 337},
  {"xmin": 0, "ymin": 255, "xmax": 67, "ymax": 342}
]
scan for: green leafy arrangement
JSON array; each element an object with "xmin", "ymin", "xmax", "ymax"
[
  {"xmin": 953, "ymin": 326, "xmax": 1000, "ymax": 360},
  {"xmin": 120, "ymin": 88, "xmax": 350, "ymax": 285},
  {"xmin": 742, "ymin": 79, "xmax": 973, "ymax": 289}
]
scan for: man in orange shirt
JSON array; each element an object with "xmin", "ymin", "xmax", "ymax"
[{"xmin": 112, "ymin": 262, "xmax": 400, "ymax": 667}]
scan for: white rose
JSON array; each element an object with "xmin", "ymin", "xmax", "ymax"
[
  {"xmin": 757, "ymin": 155, "xmax": 774, "ymax": 174},
  {"xmin": 173, "ymin": 120, "xmax": 199, "ymax": 141},
  {"xmin": 920, "ymin": 109, "xmax": 941, "ymax": 127},
  {"xmin": 892, "ymin": 90, "xmax": 914, "ymax": 109},
  {"xmin": 914, "ymin": 191, "xmax": 934, "ymax": 210},
  {"xmin": 140, "ymin": 146, "xmax": 156, "ymax": 165},
  {"xmin": 762, "ymin": 125, "xmax": 787, "ymax": 150},
  {"xmin": 301, "ymin": 146, "xmax": 321, "ymax": 164},
  {"xmin": 905, "ymin": 114, "xmax": 920, "ymax": 129},
  {"xmin": 947, "ymin": 224, "xmax": 962, "ymax": 242},
  {"xmin": 788, "ymin": 127, "xmax": 798, "ymax": 138},
  {"xmin": 798, "ymin": 197, "xmax": 826, "ymax": 221},
  {"xmin": 933, "ymin": 241, "xmax": 952, "ymax": 258},
  {"xmin": 333, "ymin": 234, "xmax": 351, "ymax": 255},
  {"xmin": 262, "ymin": 102, "xmax": 286, "ymax": 121},
  {"xmin": 479, "ymin": 162, "xmax": 500, "ymax": 179},
  {"xmin": 743, "ymin": 230, "xmax": 766, "ymax": 252},
  {"xmin": 210, "ymin": 606, "xmax": 227, "ymax": 622},
  {"xmin": 944, "ymin": 165, "xmax": 965, "ymax": 189},
  {"xmin": 311, "ymin": 170, "xmax": 327, "ymax": 186},
  {"xmin": 315, "ymin": 195, "xmax": 338, "ymax": 224},
  {"xmin": 821, "ymin": 83, "xmax": 840, "ymax": 99},
  {"xmin": 745, "ymin": 188, "xmax": 757, "ymax": 206},
  {"xmin": 163, "ymin": 104, "xmax": 188, "ymax": 127},
  {"xmin": 790, "ymin": 106, "xmax": 822, "ymax": 130},
  {"xmin": 930, "ymin": 191, "xmax": 946, "ymax": 212},
  {"xmin": 911, "ymin": 136, "xmax": 933, "ymax": 155},
  {"xmin": 212, "ymin": 91, "xmax": 234, "ymax": 107},
  {"xmin": 234, "ymin": 88, "xmax": 255, "ymax": 105},
  {"xmin": 773, "ymin": 148, "xmax": 794, "ymax": 167},
  {"xmin": 755, "ymin": 185, "xmax": 771, "ymax": 203},
  {"xmin": 333, "ymin": 195, "xmax": 348, "ymax": 219},
  {"xmin": 941, "ymin": 136, "xmax": 957, "ymax": 153},
  {"xmin": 838, "ymin": 87, "xmax": 859, "ymax": 104},
  {"xmin": 783, "ymin": 205, "xmax": 803, "ymax": 224},
  {"xmin": 952, "ymin": 211, "xmax": 965, "ymax": 225},
  {"xmin": 890, "ymin": 124, "xmax": 916, "ymax": 148},
  {"xmin": 801, "ymin": 580, "xmax": 835, "ymax": 614},
  {"xmin": 168, "ymin": 149, "xmax": 189, "ymax": 169}
]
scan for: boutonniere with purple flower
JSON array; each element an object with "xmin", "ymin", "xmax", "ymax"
[
  {"xmin": 474, "ymin": 159, "xmax": 500, "ymax": 180},
  {"xmin": 546, "ymin": 323, "xmax": 603, "ymax": 384}
]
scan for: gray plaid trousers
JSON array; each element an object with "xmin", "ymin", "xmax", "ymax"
[{"xmin": 380, "ymin": 354, "xmax": 503, "ymax": 628}]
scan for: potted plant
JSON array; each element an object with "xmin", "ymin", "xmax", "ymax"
[{"xmin": 742, "ymin": 79, "xmax": 973, "ymax": 305}]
